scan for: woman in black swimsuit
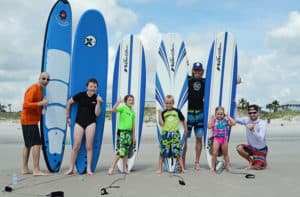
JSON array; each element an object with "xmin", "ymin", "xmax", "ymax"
[{"xmin": 64, "ymin": 78, "xmax": 102, "ymax": 175}]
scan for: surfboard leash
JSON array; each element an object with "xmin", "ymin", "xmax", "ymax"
[
  {"xmin": 170, "ymin": 174, "xmax": 186, "ymax": 186},
  {"xmin": 100, "ymin": 174, "xmax": 126, "ymax": 195},
  {"xmin": 2, "ymin": 174, "xmax": 77, "ymax": 196},
  {"xmin": 215, "ymin": 166, "xmax": 255, "ymax": 179}
]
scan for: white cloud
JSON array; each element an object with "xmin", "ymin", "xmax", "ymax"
[
  {"xmin": 138, "ymin": 23, "xmax": 162, "ymax": 100},
  {"xmin": 266, "ymin": 11, "xmax": 300, "ymax": 55},
  {"xmin": 0, "ymin": 0, "xmax": 138, "ymax": 111}
]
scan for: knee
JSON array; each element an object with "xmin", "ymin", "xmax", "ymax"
[
  {"xmin": 236, "ymin": 145, "xmax": 243, "ymax": 152},
  {"xmin": 73, "ymin": 143, "xmax": 81, "ymax": 152}
]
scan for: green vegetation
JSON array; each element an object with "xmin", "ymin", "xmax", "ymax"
[
  {"xmin": 1, "ymin": 108, "xmax": 299, "ymax": 122},
  {"xmin": 0, "ymin": 112, "xmax": 21, "ymax": 121}
]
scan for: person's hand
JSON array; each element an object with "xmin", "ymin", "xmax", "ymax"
[
  {"xmin": 67, "ymin": 117, "xmax": 71, "ymax": 126},
  {"xmin": 246, "ymin": 123, "xmax": 255, "ymax": 131},
  {"xmin": 237, "ymin": 75, "xmax": 242, "ymax": 84},
  {"xmin": 39, "ymin": 98, "xmax": 48, "ymax": 106},
  {"xmin": 157, "ymin": 109, "xmax": 162, "ymax": 114},
  {"xmin": 96, "ymin": 95, "xmax": 102, "ymax": 103}
]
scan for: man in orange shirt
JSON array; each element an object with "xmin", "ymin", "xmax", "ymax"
[{"xmin": 21, "ymin": 72, "xmax": 49, "ymax": 175}]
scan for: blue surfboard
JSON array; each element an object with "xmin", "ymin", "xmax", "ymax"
[
  {"xmin": 112, "ymin": 34, "xmax": 146, "ymax": 172},
  {"xmin": 155, "ymin": 33, "xmax": 188, "ymax": 172},
  {"xmin": 40, "ymin": 0, "xmax": 72, "ymax": 172},
  {"xmin": 69, "ymin": 9, "xmax": 108, "ymax": 174},
  {"xmin": 203, "ymin": 32, "xmax": 238, "ymax": 169}
]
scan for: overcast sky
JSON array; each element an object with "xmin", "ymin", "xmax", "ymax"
[{"xmin": 0, "ymin": 0, "xmax": 299, "ymax": 111}]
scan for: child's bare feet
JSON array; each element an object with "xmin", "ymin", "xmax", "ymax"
[
  {"xmin": 209, "ymin": 168, "xmax": 215, "ymax": 174},
  {"xmin": 225, "ymin": 165, "xmax": 232, "ymax": 172},
  {"xmin": 33, "ymin": 170, "xmax": 48, "ymax": 176},
  {"xmin": 194, "ymin": 162, "xmax": 201, "ymax": 171},
  {"xmin": 87, "ymin": 170, "xmax": 93, "ymax": 176},
  {"xmin": 64, "ymin": 168, "xmax": 74, "ymax": 175},
  {"xmin": 156, "ymin": 169, "xmax": 162, "ymax": 175},
  {"xmin": 108, "ymin": 168, "xmax": 114, "ymax": 175},
  {"xmin": 22, "ymin": 168, "xmax": 32, "ymax": 174}
]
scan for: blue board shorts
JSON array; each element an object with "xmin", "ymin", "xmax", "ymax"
[{"xmin": 187, "ymin": 110, "xmax": 204, "ymax": 138}]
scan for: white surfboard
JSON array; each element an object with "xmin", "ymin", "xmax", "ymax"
[
  {"xmin": 156, "ymin": 33, "xmax": 188, "ymax": 172},
  {"xmin": 112, "ymin": 34, "xmax": 146, "ymax": 172},
  {"xmin": 204, "ymin": 32, "xmax": 238, "ymax": 170}
]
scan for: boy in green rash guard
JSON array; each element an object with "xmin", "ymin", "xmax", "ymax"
[
  {"xmin": 156, "ymin": 95, "xmax": 188, "ymax": 174},
  {"xmin": 108, "ymin": 95, "xmax": 136, "ymax": 175}
]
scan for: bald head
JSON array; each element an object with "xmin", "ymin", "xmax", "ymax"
[{"xmin": 39, "ymin": 72, "xmax": 50, "ymax": 87}]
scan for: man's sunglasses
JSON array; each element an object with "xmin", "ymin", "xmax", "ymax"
[{"xmin": 248, "ymin": 111, "xmax": 257, "ymax": 115}]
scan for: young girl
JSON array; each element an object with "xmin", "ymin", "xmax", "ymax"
[
  {"xmin": 64, "ymin": 78, "xmax": 102, "ymax": 175},
  {"xmin": 157, "ymin": 95, "xmax": 188, "ymax": 174},
  {"xmin": 108, "ymin": 95, "xmax": 136, "ymax": 175},
  {"xmin": 208, "ymin": 106, "xmax": 235, "ymax": 172}
]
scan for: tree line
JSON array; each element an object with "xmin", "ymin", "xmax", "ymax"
[
  {"xmin": 238, "ymin": 98, "xmax": 280, "ymax": 112},
  {"xmin": 0, "ymin": 103, "xmax": 12, "ymax": 112}
]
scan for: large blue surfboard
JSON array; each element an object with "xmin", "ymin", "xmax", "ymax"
[
  {"xmin": 40, "ymin": 0, "xmax": 72, "ymax": 172},
  {"xmin": 69, "ymin": 9, "xmax": 108, "ymax": 174},
  {"xmin": 155, "ymin": 33, "xmax": 188, "ymax": 172},
  {"xmin": 112, "ymin": 34, "xmax": 146, "ymax": 172},
  {"xmin": 204, "ymin": 32, "xmax": 238, "ymax": 169}
]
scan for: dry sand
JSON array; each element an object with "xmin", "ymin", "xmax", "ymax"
[{"xmin": 0, "ymin": 118, "xmax": 299, "ymax": 197}]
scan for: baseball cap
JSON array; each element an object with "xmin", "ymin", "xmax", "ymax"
[{"xmin": 192, "ymin": 62, "xmax": 203, "ymax": 70}]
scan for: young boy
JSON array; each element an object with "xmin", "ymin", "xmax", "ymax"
[{"xmin": 157, "ymin": 95, "xmax": 188, "ymax": 174}]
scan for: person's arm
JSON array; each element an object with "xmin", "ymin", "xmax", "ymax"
[
  {"xmin": 112, "ymin": 97, "xmax": 122, "ymax": 112},
  {"xmin": 157, "ymin": 109, "xmax": 164, "ymax": 127},
  {"xmin": 226, "ymin": 114, "xmax": 236, "ymax": 126},
  {"xmin": 95, "ymin": 95, "xmax": 102, "ymax": 116},
  {"xmin": 23, "ymin": 86, "xmax": 48, "ymax": 109},
  {"xmin": 132, "ymin": 126, "xmax": 136, "ymax": 143},
  {"xmin": 65, "ymin": 97, "xmax": 74, "ymax": 125},
  {"xmin": 183, "ymin": 119, "xmax": 188, "ymax": 136},
  {"xmin": 249, "ymin": 121, "xmax": 267, "ymax": 141},
  {"xmin": 207, "ymin": 115, "xmax": 214, "ymax": 129}
]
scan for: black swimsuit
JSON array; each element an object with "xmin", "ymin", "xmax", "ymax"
[{"xmin": 73, "ymin": 92, "xmax": 97, "ymax": 129}]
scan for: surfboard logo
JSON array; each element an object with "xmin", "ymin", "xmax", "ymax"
[
  {"xmin": 123, "ymin": 45, "xmax": 129, "ymax": 72},
  {"xmin": 85, "ymin": 35, "xmax": 96, "ymax": 47},
  {"xmin": 169, "ymin": 43, "xmax": 175, "ymax": 72},
  {"xmin": 216, "ymin": 43, "xmax": 222, "ymax": 71},
  {"xmin": 59, "ymin": 10, "xmax": 67, "ymax": 20}
]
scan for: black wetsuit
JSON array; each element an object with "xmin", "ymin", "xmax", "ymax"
[{"xmin": 73, "ymin": 92, "xmax": 97, "ymax": 129}]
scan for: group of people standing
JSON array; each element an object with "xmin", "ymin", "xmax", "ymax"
[{"xmin": 20, "ymin": 62, "xmax": 268, "ymax": 176}]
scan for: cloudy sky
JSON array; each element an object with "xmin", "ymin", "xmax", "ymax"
[{"xmin": 0, "ymin": 0, "xmax": 299, "ymax": 111}]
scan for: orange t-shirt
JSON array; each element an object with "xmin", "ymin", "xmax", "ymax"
[{"xmin": 20, "ymin": 83, "xmax": 43, "ymax": 125}]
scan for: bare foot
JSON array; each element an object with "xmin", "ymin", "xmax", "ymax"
[
  {"xmin": 33, "ymin": 171, "xmax": 48, "ymax": 176},
  {"xmin": 226, "ymin": 165, "xmax": 232, "ymax": 172},
  {"xmin": 22, "ymin": 169, "xmax": 32, "ymax": 174},
  {"xmin": 87, "ymin": 170, "xmax": 93, "ymax": 176},
  {"xmin": 123, "ymin": 169, "xmax": 129, "ymax": 174},
  {"xmin": 194, "ymin": 162, "xmax": 201, "ymax": 171},
  {"xmin": 246, "ymin": 161, "xmax": 253, "ymax": 170},
  {"xmin": 64, "ymin": 168, "xmax": 74, "ymax": 175},
  {"xmin": 209, "ymin": 168, "xmax": 215, "ymax": 174},
  {"xmin": 156, "ymin": 169, "xmax": 162, "ymax": 175},
  {"xmin": 181, "ymin": 168, "xmax": 187, "ymax": 173},
  {"xmin": 108, "ymin": 168, "xmax": 114, "ymax": 175}
]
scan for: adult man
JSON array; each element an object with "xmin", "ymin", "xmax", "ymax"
[
  {"xmin": 183, "ymin": 62, "xmax": 205, "ymax": 171},
  {"xmin": 20, "ymin": 72, "xmax": 50, "ymax": 175},
  {"xmin": 235, "ymin": 104, "xmax": 268, "ymax": 170}
]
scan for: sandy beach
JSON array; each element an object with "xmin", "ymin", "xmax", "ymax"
[{"xmin": 0, "ymin": 118, "xmax": 300, "ymax": 197}]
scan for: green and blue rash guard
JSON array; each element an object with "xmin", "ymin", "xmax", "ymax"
[
  {"xmin": 161, "ymin": 108, "xmax": 185, "ymax": 133},
  {"xmin": 117, "ymin": 105, "xmax": 135, "ymax": 130}
]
